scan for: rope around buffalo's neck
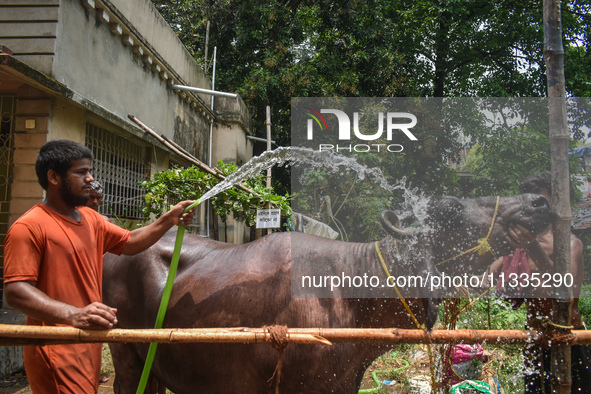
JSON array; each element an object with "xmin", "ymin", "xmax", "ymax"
[
  {"xmin": 374, "ymin": 240, "xmax": 423, "ymax": 329},
  {"xmin": 436, "ymin": 195, "xmax": 500, "ymax": 267}
]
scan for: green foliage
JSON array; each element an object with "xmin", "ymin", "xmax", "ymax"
[
  {"xmin": 455, "ymin": 298, "xmax": 527, "ymax": 331},
  {"xmin": 292, "ymin": 169, "xmax": 393, "ymax": 242},
  {"xmin": 464, "ymin": 130, "xmax": 551, "ymax": 197},
  {"xmin": 109, "ymin": 217, "xmax": 145, "ymax": 231},
  {"xmin": 454, "ymin": 298, "xmax": 527, "ymax": 393},
  {"xmin": 564, "ymin": 1, "xmax": 591, "ymax": 100},
  {"xmin": 291, "ymin": 98, "xmax": 465, "ymax": 242},
  {"xmin": 488, "ymin": 353, "xmax": 525, "ymax": 394},
  {"xmin": 579, "ymin": 233, "xmax": 591, "ymax": 285},
  {"xmin": 579, "ymin": 283, "xmax": 591, "ymax": 325},
  {"xmin": 464, "ymin": 113, "xmax": 583, "ymax": 198},
  {"xmin": 141, "ymin": 162, "xmax": 291, "ymax": 227}
]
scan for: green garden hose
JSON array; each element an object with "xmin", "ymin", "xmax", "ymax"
[
  {"xmin": 136, "ymin": 200, "xmax": 201, "ymax": 394},
  {"xmin": 358, "ymin": 354, "xmax": 410, "ymax": 394}
]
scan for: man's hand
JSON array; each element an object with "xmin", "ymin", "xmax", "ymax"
[
  {"xmin": 169, "ymin": 200, "xmax": 197, "ymax": 227},
  {"xmin": 506, "ymin": 224, "xmax": 553, "ymax": 272},
  {"xmin": 5, "ymin": 281, "xmax": 119, "ymax": 329},
  {"xmin": 67, "ymin": 302, "xmax": 118, "ymax": 330},
  {"xmin": 506, "ymin": 224, "xmax": 537, "ymax": 249}
]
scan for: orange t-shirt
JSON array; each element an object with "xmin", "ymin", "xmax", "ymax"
[{"xmin": 4, "ymin": 204, "xmax": 130, "ymax": 393}]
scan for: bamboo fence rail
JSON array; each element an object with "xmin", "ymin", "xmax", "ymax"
[{"xmin": 1, "ymin": 324, "xmax": 590, "ymax": 347}]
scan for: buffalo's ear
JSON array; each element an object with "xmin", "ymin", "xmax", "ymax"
[
  {"xmin": 426, "ymin": 197, "xmax": 465, "ymax": 229},
  {"xmin": 380, "ymin": 211, "xmax": 414, "ymax": 239}
]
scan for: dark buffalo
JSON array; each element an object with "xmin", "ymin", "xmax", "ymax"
[{"xmin": 103, "ymin": 194, "xmax": 550, "ymax": 394}]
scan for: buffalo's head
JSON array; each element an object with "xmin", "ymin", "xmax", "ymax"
[
  {"xmin": 379, "ymin": 194, "xmax": 551, "ymax": 306},
  {"xmin": 381, "ymin": 193, "xmax": 551, "ymax": 275},
  {"xmin": 379, "ymin": 209, "xmax": 441, "ymax": 329},
  {"xmin": 425, "ymin": 194, "xmax": 550, "ymax": 275}
]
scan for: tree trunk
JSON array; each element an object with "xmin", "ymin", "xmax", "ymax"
[{"xmin": 432, "ymin": 10, "xmax": 451, "ymax": 97}]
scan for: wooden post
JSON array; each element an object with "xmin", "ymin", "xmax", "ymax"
[
  {"xmin": 204, "ymin": 20, "xmax": 210, "ymax": 73},
  {"xmin": 544, "ymin": 0, "xmax": 572, "ymax": 393},
  {"xmin": 266, "ymin": 105, "xmax": 272, "ymax": 189},
  {"xmin": 266, "ymin": 105, "xmax": 272, "ymax": 236}
]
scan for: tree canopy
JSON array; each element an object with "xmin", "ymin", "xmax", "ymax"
[
  {"xmin": 152, "ymin": 0, "xmax": 591, "ymax": 239},
  {"xmin": 152, "ymin": 0, "xmax": 590, "ymax": 146}
]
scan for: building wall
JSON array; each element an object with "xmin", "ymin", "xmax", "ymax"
[
  {"xmin": 0, "ymin": 0, "xmax": 216, "ymax": 161},
  {"xmin": 106, "ymin": 0, "xmax": 211, "ymax": 98},
  {"xmin": 55, "ymin": 0, "xmax": 211, "ymax": 157},
  {"xmin": 11, "ymin": 85, "xmax": 49, "ymax": 223},
  {"xmin": 0, "ymin": 0, "xmax": 59, "ymax": 73},
  {"xmin": 212, "ymin": 95, "xmax": 254, "ymax": 165}
]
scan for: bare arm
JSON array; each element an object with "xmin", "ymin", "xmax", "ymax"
[
  {"xmin": 4, "ymin": 281, "xmax": 117, "ymax": 329},
  {"xmin": 570, "ymin": 235, "xmax": 584, "ymax": 299},
  {"xmin": 481, "ymin": 257, "xmax": 504, "ymax": 287},
  {"xmin": 121, "ymin": 200, "xmax": 196, "ymax": 255}
]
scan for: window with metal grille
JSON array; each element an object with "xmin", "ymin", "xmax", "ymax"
[{"xmin": 85, "ymin": 124, "xmax": 150, "ymax": 220}]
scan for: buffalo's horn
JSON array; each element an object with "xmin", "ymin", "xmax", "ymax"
[{"xmin": 380, "ymin": 211, "xmax": 414, "ymax": 239}]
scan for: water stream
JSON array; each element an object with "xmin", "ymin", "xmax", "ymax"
[
  {"xmin": 198, "ymin": 146, "xmax": 431, "ymax": 226},
  {"xmin": 200, "ymin": 147, "xmax": 393, "ymax": 200}
]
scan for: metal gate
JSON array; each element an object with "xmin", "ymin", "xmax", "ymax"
[{"xmin": 0, "ymin": 96, "xmax": 16, "ymax": 303}]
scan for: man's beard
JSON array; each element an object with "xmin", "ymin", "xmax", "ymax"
[{"xmin": 61, "ymin": 178, "xmax": 90, "ymax": 207}]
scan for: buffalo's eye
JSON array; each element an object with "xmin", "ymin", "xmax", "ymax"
[{"xmin": 532, "ymin": 195, "xmax": 550, "ymax": 209}]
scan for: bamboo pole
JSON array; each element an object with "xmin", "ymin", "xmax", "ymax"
[
  {"xmin": 266, "ymin": 105, "xmax": 272, "ymax": 236},
  {"xmin": 544, "ymin": 0, "xmax": 572, "ymax": 393},
  {"xmin": 0, "ymin": 325, "xmax": 330, "ymax": 347},
  {"xmin": 2, "ymin": 325, "xmax": 591, "ymax": 347},
  {"xmin": 266, "ymin": 105, "xmax": 272, "ymax": 190}
]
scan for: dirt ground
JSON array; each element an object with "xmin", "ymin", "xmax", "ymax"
[
  {"xmin": 0, "ymin": 372, "xmax": 116, "ymax": 393},
  {"xmin": 1, "ymin": 343, "xmax": 504, "ymax": 394},
  {"xmin": 359, "ymin": 344, "xmax": 506, "ymax": 394}
]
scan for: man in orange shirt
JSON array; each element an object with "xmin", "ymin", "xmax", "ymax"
[{"xmin": 3, "ymin": 139, "xmax": 196, "ymax": 393}]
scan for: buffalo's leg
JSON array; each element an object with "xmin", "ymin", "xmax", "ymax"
[{"xmin": 109, "ymin": 342, "xmax": 161, "ymax": 394}]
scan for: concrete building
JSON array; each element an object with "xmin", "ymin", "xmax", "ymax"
[{"xmin": 0, "ymin": 0, "xmax": 253, "ymax": 376}]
